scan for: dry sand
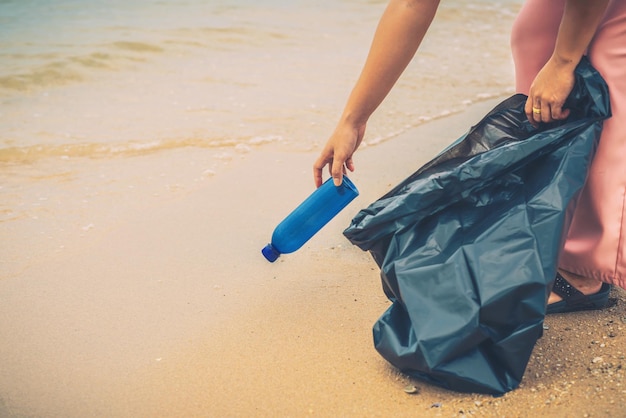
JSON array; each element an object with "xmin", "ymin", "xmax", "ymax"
[{"xmin": 1, "ymin": 99, "xmax": 625, "ymax": 417}]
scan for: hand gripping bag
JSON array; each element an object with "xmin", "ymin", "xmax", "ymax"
[{"xmin": 343, "ymin": 57, "xmax": 610, "ymax": 394}]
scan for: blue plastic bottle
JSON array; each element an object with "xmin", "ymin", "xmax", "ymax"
[{"xmin": 262, "ymin": 177, "xmax": 359, "ymax": 262}]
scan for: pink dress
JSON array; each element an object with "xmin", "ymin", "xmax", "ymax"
[{"xmin": 511, "ymin": 0, "xmax": 626, "ymax": 289}]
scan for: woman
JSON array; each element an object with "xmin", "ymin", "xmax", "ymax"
[{"xmin": 312, "ymin": 0, "xmax": 625, "ymax": 312}]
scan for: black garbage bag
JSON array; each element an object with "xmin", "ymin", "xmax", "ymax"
[{"xmin": 343, "ymin": 57, "xmax": 610, "ymax": 395}]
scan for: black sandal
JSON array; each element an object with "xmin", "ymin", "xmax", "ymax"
[{"xmin": 546, "ymin": 272, "xmax": 611, "ymax": 314}]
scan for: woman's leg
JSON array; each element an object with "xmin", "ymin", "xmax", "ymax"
[
  {"xmin": 560, "ymin": 0, "xmax": 626, "ymax": 290},
  {"xmin": 510, "ymin": 0, "xmax": 597, "ymax": 303},
  {"xmin": 511, "ymin": 0, "xmax": 626, "ymax": 295}
]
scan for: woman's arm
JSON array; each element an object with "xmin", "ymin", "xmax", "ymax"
[
  {"xmin": 313, "ymin": 0, "xmax": 440, "ymax": 187},
  {"xmin": 526, "ymin": 0, "xmax": 609, "ymax": 124}
]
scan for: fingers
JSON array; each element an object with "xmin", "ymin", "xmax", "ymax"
[
  {"xmin": 313, "ymin": 122, "xmax": 363, "ymax": 187},
  {"xmin": 313, "ymin": 155, "xmax": 355, "ymax": 187},
  {"xmin": 313, "ymin": 166, "xmax": 323, "ymax": 188},
  {"xmin": 312, "ymin": 156, "xmax": 328, "ymax": 188},
  {"xmin": 525, "ymin": 98, "xmax": 540, "ymax": 127},
  {"xmin": 313, "ymin": 154, "xmax": 351, "ymax": 187},
  {"xmin": 345, "ymin": 156, "xmax": 355, "ymax": 173},
  {"xmin": 532, "ymin": 102, "xmax": 543, "ymax": 124},
  {"xmin": 525, "ymin": 97, "xmax": 570, "ymax": 126},
  {"xmin": 551, "ymin": 104, "xmax": 570, "ymax": 121},
  {"xmin": 330, "ymin": 152, "xmax": 355, "ymax": 186},
  {"xmin": 331, "ymin": 158, "xmax": 345, "ymax": 186},
  {"xmin": 539, "ymin": 103, "xmax": 550, "ymax": 124}
]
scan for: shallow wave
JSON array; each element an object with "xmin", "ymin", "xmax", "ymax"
[
  {"xmin": 110, "ymin": 41, "xmax": 164, "ymax": 53},
  {"xmin": 0, "ymin": 135, "xmax": 283, "ymax": 163},
  {"xmin": 0, "ymin": 23, "xmax": 292, "ymax": 93},
  {"xmin": 168, "ymin": 26, "xmax": 291, "ymax": 45},
  {"xmin": 0, "ymin": 62, "xmax": 84, "ymax": 91},
  {"xmin": 0, "ymin": 40, "xmax": 166, "ymax": 92}
]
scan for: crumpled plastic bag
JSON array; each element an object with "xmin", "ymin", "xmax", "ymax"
[{"xmin": 343, "ymin": 57, "xmax": 610, "ymax": 394}]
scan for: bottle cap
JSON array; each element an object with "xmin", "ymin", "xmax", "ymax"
[{"xmin": 261, "ymin": 244, "xmax": 280, "ymax": 262}]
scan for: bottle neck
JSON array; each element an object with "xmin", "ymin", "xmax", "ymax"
[{"xmin": 262, "ymin": 243, "xmax": 280, "ymax": 262}]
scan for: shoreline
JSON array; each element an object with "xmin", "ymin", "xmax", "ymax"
[{"xmin": 1, "ymin": 98, "xmax": 624, "ymax": 417}]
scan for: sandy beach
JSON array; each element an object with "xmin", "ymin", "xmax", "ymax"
[{"xmin": 1, "ymin": 98, "xmax": 625, "ymax": 417}]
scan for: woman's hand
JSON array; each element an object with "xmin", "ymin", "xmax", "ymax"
[
  {"xmin": 312, "ymin": 0, "xmax": 441, "ymax": 187},
  {"xmin": 313, "ymin": 120, "xmax": 366, "ymax": 187},
  {"xmin": 525, "ymin": 57, "xmax": 576, "ymax": 126},
  {"xmin": 525, "ymin": 0, "xmax": 609, "ymax": 126}
]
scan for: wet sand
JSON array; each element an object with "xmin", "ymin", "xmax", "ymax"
[{"xmin": 1, "ymin": 99, "xmax": 625, "ymax": 417}]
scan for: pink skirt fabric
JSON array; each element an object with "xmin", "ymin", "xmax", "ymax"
[{"xmin": 511, "ymin": 0, "xmax": 626, "ymax": 289}]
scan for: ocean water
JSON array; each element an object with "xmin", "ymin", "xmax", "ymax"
[{"xmin": 0, "ymin": 0, "xmax": 523, "ymax": 225}]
